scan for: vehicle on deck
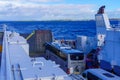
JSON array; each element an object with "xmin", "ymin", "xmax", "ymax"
[{"xmin": 45, "ymin": 42, "xmax": 85, "ymax": 74}]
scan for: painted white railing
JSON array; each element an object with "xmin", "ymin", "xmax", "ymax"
[{"xmin": 0, "ymin": 25, "xmax": 13, "ymax": 80}]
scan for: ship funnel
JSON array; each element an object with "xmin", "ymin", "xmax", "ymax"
[
  {"xmin": 95, "ymin": 5, "xmax": 111, "ymax": 34},
  {"xmin": 95, "ymin": 6, "xmax": 111, "ymax": 47}
]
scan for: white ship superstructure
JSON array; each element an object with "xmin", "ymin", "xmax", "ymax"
[
  {"xmin": 81, "ymin": 6, "xmax": 120, "ymax": 80},
  {"xmin": 95, "ymin": 6, "xmax": 120, "ymax": 76}
]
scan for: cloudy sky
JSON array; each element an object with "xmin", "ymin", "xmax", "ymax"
[{"xmin": 0, "ymin": 0, "xmax": 120, "ymax": 21}]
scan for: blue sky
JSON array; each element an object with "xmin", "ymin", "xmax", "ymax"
[{"xmin": 0, "ymin": 0, "xmax": 120, "ymax": 21}]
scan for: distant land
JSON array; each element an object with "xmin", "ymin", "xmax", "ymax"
[
  {"xmin": 0, "ymin": 18, "xmax": 120, "ymax": 22},
  {"xmin": 109, "ymin": 18, "xmax": 120, "ymax": 21}
]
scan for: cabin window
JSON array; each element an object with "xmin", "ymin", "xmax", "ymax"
[{"xmin": 70, "ymin": 53, "xmax": 84, "ymax": 60}]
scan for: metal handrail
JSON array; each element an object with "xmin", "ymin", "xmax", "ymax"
[{"xmin": 1, "ymin": 25, "xmax": 13, "ymax": 80}]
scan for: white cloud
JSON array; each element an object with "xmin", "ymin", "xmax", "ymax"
[
  {"xmin": 29, "ymin": 0, "xmax": 62, "ymax": 2},
  {"xmin": 107, "ymin": 9, "xmax": 120, "ymax": 19},
  {"xmin": 0, "ymin": 1, "xmax": 96, "ymax": 20},
  {"xmin": 0, "ymin": 0, "xmax": 62, "ymax": 3}
]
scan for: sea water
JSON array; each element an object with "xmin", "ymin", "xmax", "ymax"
[{"xmin": 0, "ymin": 20, "xmax": 118, "ymax": 40}]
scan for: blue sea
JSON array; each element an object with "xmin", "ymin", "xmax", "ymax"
[{"xmin": 0, "ymin": 20, "xmax": 119, "ymax": 40}]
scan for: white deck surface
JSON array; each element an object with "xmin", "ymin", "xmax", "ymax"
[{"xmin": 0, "ymin": 31, "xmax": 71, "ymax": 80}]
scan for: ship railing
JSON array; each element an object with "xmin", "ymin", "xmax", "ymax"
[
  {"xmin": 111, "ymin": 24, "xmax": 120, "ymax": 28},
  {"xmin": 106, "ymin": 24, "xmax": 120, "ymax": 31},
  {"xmin": 1, "ymin": 25, "xmax": 13, "ymax": 80},
  {"xmin": 0, "ymin": 24, "xmax": 8, "ymax": 31},
  {"xmin": 0, "ymin": 24, "xmax": 5, "ymax": 32}
]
